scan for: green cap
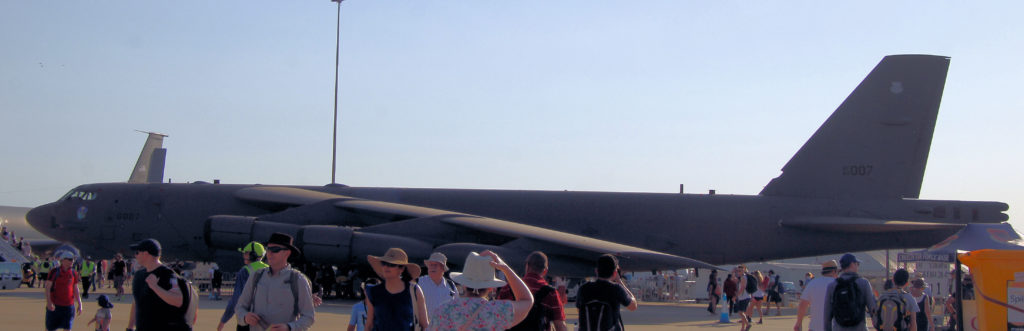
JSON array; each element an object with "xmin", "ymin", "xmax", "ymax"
[{"xmin": 238, "ymin": 241, "xmax": 266, "ymax": 257}]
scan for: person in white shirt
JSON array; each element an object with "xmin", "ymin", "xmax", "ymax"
[
  {"xmin": 416, "ymin": 252, "xmax": 458, "ymax": 318},
  {"xmin": 794, "ymin": 260, "xmax": 839, "ymax": 331}
]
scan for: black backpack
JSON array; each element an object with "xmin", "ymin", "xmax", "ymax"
[
  {"xmin": 831, "ymin": 276, "xmax": 865, "ymax": 326},
  {"xmin": 508, "ymin": 285, "xmax": 556, "ymax": 331},
  {"xmin": 744, "ymin": 274, "xmax": 758, "ymax": 294},
  {"xmin": 579, "ymin": 299, "xmax": 621, "ymax": 331}
]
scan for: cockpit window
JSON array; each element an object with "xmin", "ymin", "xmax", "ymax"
[{"xmin": 60, "ymin": 190, "xmax": 98, "ymax": 201}]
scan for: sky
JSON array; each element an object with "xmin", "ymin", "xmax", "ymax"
[{"xmin": 1, "ymin": 1, "xmax": 1021, "ymax": 233}]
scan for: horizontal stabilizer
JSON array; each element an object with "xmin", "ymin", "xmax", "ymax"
[{"xmin": 781, "ymin": 216, "xmax": 964, "ymax": 233}]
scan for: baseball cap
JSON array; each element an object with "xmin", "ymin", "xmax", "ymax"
[
  {"xmin": 839, "ymin": 253, "xmax": 861, "ymax": 269},
  {"xmin": 238, "ymin": 241, "xmax": 266, "ymax": 257},
  {"xmin": 130, "ymin": 238, "xmax": 161, "ymax": 256}
]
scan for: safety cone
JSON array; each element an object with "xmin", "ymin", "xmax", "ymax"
[{"xmin": 719, "ymin": 293, "xmax": 730, "ymax": 323}]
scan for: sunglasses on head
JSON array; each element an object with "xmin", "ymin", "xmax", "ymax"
[
  {"xmin": 381, "ymin": 261, "xmax": 403, "ymax": 268},
  {"xmin": 266, "ymin": 246, "xmax": 288, "ymax": 253}
]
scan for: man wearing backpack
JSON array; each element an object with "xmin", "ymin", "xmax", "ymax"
[
  {"xmin": 235, "ymin": 233, "xmax": 316, "ymax": 331},
  {"xmin": 126, "ymin": 238, "xmax": 191, "ymax": 331},
  {"xmin": 576, "ymin": 254, "xmax": 638, "ymax": 331},
  {"xmin": 823, "ymin": 253, "xmax": 877, "ymax": 331},
  {"xmin": 44, "ymin": 250, "xmax": 82, "ymax": 331},
  {"xmin": 499, "ymin": 251, "xmax": 568, "ymax": 331},
  {"xmin": 873, "ymin": 269, "xmax": 918, "ymax": 331}
]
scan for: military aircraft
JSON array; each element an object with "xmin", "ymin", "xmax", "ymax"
[{"xmin": 26, "ymin": 55, "xmax": 1009, "ymax": 276}]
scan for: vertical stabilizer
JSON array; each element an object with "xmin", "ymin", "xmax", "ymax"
[
  {"xmin": 760, "ymin": 55, "xmax": 950, "ymax": 199},
  {"xmin": 129, "ymin": 131, "xmax": 169, "ymax": 183}
]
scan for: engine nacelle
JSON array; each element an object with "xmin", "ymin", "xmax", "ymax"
[
  {"xmin": 205, "ymin": 215, "xmax": 301, "ymax": 251},
  {"xmin": 206, "ymin": 217, "xmax": 433, "ymax": 266}
]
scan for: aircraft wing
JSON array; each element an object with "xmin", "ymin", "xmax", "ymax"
[
  {"xmin": 780, "ymin": 216, "xmax": 965, "ymax": 233},
  {"xmin": 229, "ymin": 186, "xmax": 721, "ymax": 274}
]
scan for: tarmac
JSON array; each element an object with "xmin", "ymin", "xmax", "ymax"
[{"xmin": 0, "ymin": 285, "xmax": 803, "ymax": 330}]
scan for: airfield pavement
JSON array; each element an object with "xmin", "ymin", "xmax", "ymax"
[{"xmin": 0, "ymin": 285, "xmax": 807, "ymax": 330}]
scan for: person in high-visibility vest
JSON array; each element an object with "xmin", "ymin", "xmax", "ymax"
[
  {"xmin": 77, "ymin": 257, "xmax": 97, "ymax": 298},
  {"xmin": 217, "ymin": 241, "xmax": 269, "ymax": 331},
  {"xmin": 38, "ymin": 257, "xmax": 53, "ymax": 285}
]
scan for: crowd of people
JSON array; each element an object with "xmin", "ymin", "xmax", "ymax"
[
  {"xmin": 21, "ymin": 231, "xmax": 643, "ymax": 331},
  {"xmin": 792, "ymin": 253, "xmax": 949, "ymax": 331}
]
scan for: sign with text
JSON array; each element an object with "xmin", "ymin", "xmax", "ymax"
[{"xmin": 898, "ymin": 251, "xmax": 956, "ymax": 263}]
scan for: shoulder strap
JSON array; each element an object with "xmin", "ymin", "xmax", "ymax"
[
  {"xmin": 289, "ymin": 269, "xmax": 303, "ymax": 317},
  {"xmin": 409, "ymin": 282, "xmax": 422, "ymax": 328},
  {"xmin": 247, "ymin": 268, "xmax": 266, "ymax": 311},
  {"xmin": 537, "ymin": 285, "xmax": 555, "ymax": 303}
]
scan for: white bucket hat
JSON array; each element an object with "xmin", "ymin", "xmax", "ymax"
[{"xmin": 450, "ymin": 252, "xmax": 507, "ymax": 289}]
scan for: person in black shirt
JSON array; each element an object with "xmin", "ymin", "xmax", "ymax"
[
  {"xmin": 126, "ymin": 239, "xmax": 189, "ymax": 331},
  {"xmin": 576, "ymin": 254, "xmax": 638, "ymax": 331},
  {"xmin": 112, "ymin": 254, "xmax": 128, "ymax": 300}
]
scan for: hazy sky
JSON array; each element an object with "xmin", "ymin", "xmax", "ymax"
[{"xmin": 1, "ymin": 2, "xmax": 1021, "ymax": 233}]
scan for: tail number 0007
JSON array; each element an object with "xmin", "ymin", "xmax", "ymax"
[{"xmin": 842, "ymin": 165, "xmax": 873, "ymax": 176}]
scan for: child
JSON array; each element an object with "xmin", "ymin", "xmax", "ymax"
[{"xmin": 86, "ymin": 294, "xmax": 114, "ymax": 331}]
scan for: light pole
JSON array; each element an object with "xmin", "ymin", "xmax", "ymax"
[{"xmin": 330, "ymin": 0, "xmax": 343, "ymax": 184}]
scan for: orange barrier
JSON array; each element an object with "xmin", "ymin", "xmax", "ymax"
[{"xmin": 958, "ymin": 249, "xmax": 1024, "ymax": 331}]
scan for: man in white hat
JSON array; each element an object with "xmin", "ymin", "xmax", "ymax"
[{"xmin": 417, "ymin": 252, "xmax": 459, "ymax": 318}]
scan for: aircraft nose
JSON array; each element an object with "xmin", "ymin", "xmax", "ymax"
[{"xmin": 26, "ymin": 203, "xmax": 55, "ymax": 233}]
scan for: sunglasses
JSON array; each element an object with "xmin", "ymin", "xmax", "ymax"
[
  {"xmin": 266, "ymin": 246, "xmax": 288, "ymax": 253},
  {"xmin": 381, "ymin": 261, "xmax": 403, "ymax": 268}
]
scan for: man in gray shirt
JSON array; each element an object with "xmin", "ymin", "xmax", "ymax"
[
  {"xmin": 824, "ymin": 253, "xmax": 877, "ymax": 331},
  {"xmin": 236, "ymin": 233, "xmax": 316, "ymax": 331}
]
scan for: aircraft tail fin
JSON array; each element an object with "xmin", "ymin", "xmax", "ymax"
[
  {"xmin": 128, "ymin": 131, "xmax": 169, "ymax": 184},
  {"xmin": 760, "ymin": 55, "xmax": 950, "ymax": 199}
]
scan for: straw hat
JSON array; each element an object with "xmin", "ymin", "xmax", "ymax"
[
  {"xmin": 368, "ymin": 248, "xmax": 422, "ymax": 279},
  {"xmin": 450, "ymin": 252, "xmax": 507, "ymax": 289},
  {"xmin": 821, "ymin": 260, "xmax": 839, "ymax": 273}
]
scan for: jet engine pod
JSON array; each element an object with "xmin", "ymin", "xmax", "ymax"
[
  {"xmin": 299, "ymin": 225, "xmax": 434, "ymax": 266},
  {"xmin": 205, "ymin": 216, "xmax": 301, "ymax": 251}
]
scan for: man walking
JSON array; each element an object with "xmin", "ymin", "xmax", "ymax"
[
  {"xmin": 873, "ymin": 269, "xmax": 918, "ymax": 331},
  {"xmin": 417, "ymin": 252, "xmax": 459, "ymax": 319},
  {"xmin": 794, "ymin": 260, "xmax": 838, "ymax": 331},
  {"xmin": 576, "ymin": 254, "xmax": 638, "ymax": 331},
  {"xmin": 126, "ymin": 238, "xmax": 190, "ymax": 331},
  {"xmin": 218, "ymin": 241, "xmax": 269, "ymax": 331},
  {"xmin": 499, "ymin": 251, "xmax": 568, "ymax": 331},
  {"xmin": 78, "ymin": 257, "xmax": 97, "ymax": 299},
  {"xmin": 235, "ymin": 232, "xmax": 316, "ymax": 331},
  {"xmin": 45, "ymin": 250, "xmax": 82, "ymax": 331},
  {"xmin": 824, "ymin": 254, "xmax": 877, "ymax": 331}
]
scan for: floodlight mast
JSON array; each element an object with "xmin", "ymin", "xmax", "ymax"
[{"xmin": 331, "ymin": 0, "xmax": 343, "ymax": 184}]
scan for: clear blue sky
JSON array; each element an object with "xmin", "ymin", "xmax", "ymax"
[{"xmin": 1, "ymin": 1, "xmax": 1021, "ymax": 233}]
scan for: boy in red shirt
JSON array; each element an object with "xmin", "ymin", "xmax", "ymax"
[{"xmin": 45, "ymin": 250, "xmax": 82, "ymax": 331}]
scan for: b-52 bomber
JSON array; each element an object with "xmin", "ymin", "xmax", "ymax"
[{"xmin": 27, "ymin": 55, "xmax": 1009, "ymax": 275}]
